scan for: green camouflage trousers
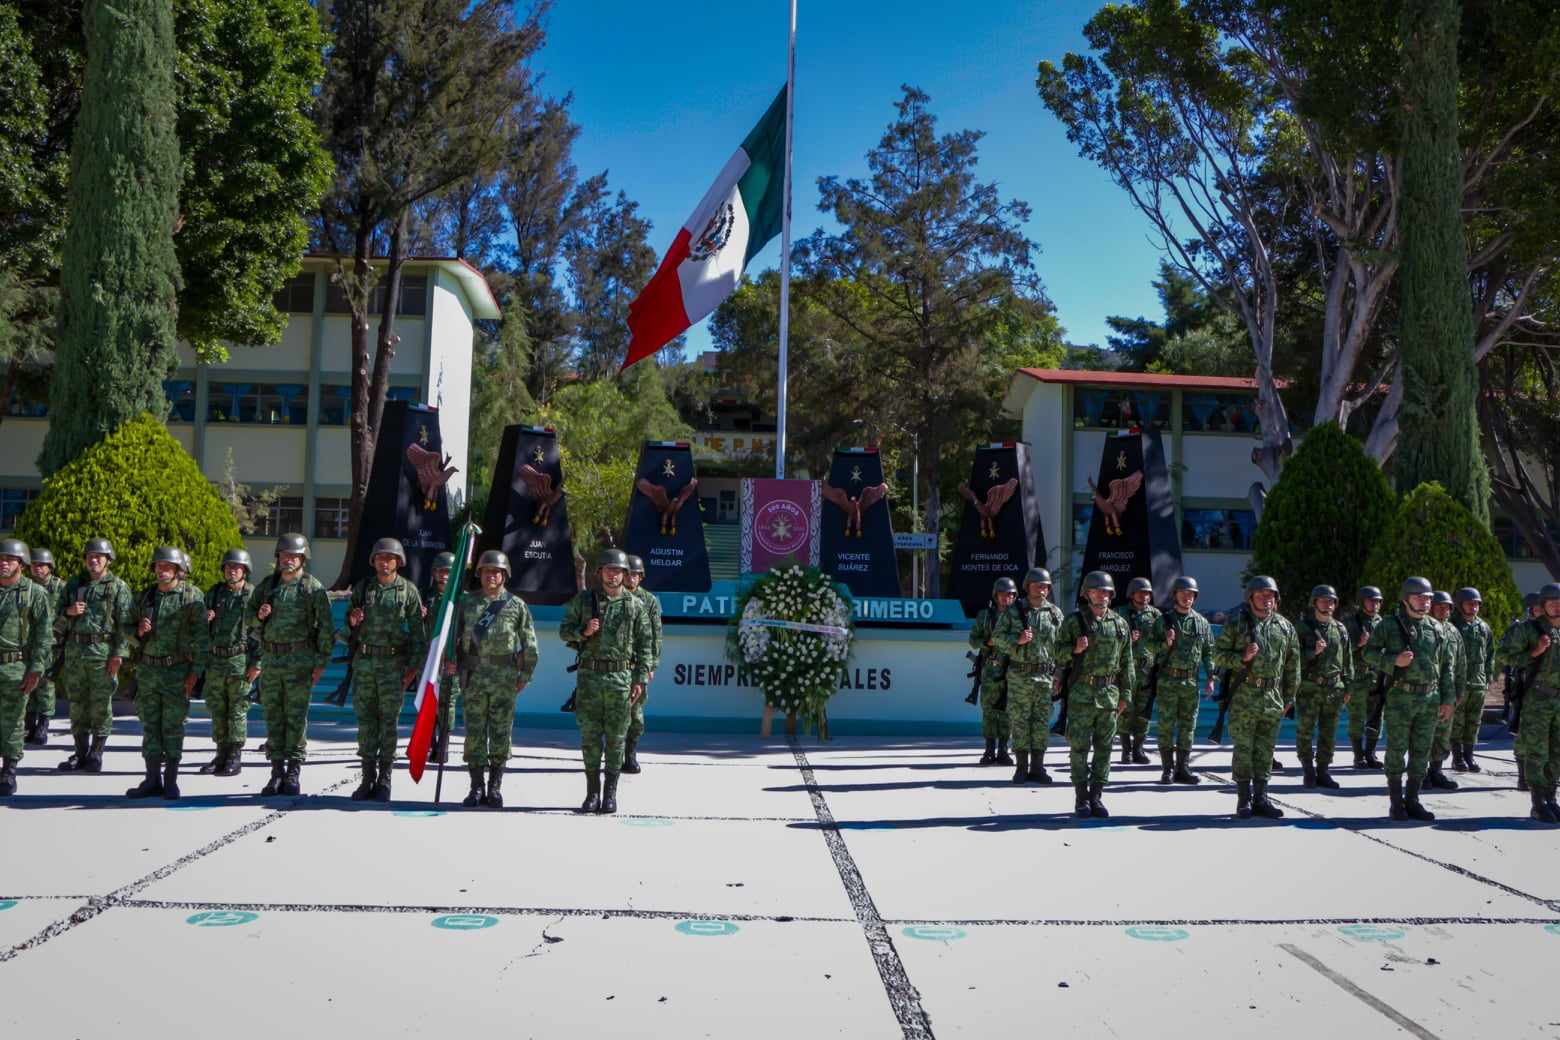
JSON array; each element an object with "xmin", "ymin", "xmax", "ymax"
[
  {"xmin": 1451, "ymin": 684, "xmax": 1484, "ymax": 745},
  {"xmin": 1155, "ymin": 680, "xmax": 1199, "ymax": 756},
  {"xmin": 1065, "ymin": 691, "xmax": 1120, "ymax": 785},
  {"xmin": 979, "ymin": 680, "xmax": 1009, "ymax": 741},
  {"xmin": 1229, "ymin": 708, "xmax": 1281, "ymax": 783},
  {"xmin": 259, "ymin": 655, "xmax": 313, "ymax": 763},
  {"xmin": 136, "ymin": 664, "xmax": 191, "ymax": 763},
  {"xmin": 1006, "ymin": 672, "xmax": 1051, "ymax": 752},
  {"xmin": 352, "ymin": 656, "xmax": 407, "ymax": 768},
  {"xmin": 1119, "ymin": 676, "xmax": 1151, "ymax": 740},
  {"xmin": 1521, "ymin": 691, "xmax": 1560, "ymax": 789},
  {"xmin": 204, "ymin": 672, "xmax": 250, "ymax": 749},
  {"xmin": 26, "ymin": 674, "xmax": 55, "ymax": 720},
  {"xmin": 440, "ymin": 674, "xmax": 461, "ymax": 735},
  {"xmin": 1430, "ymin": 704, "xmax": 1455, "ymax": 762},
  {"xmin": 461, "ymin": 666, "xmax": 518, "ymax": 767},
  {"xmin": 1295, "ymin": 682, "xmax": 1346, "ymax": 765},
  {"xmin": 1383, "ymin": 687, "xmax": 1439, "ymax": 780},
  {"xmin": 1347, "ymin": 677, "xmax": 1382, "ymax": 741},
  {"xmin": 61, "ymin": 654, "xmax": 115, "ymax": 738},
  {"xmin": 575, "ymin": 671, "xmax": 632, "ymax": 773},
  {"xmin": 0, "ymin": 670, "xmax": 27, "ymax": 761}
]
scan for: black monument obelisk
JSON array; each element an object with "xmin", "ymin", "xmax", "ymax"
[
  {"xmin": 625, "ymin": 440, "xmax": 710, "ymax": 592},
  {"xmin": 949, "ymin": 441, "xmax": 1047, "ymax": 617},
  {"xmin": 480, "ymin": 424, "xmax": 577, "ymax": 604}
]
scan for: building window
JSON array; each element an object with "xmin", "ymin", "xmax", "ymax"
[
  {"xmin": 250, "ymin": 496, "xmax": 304, "ymax": 537},
  {"xmin": 271, "ymin": 273, "xmax": 315, "ymax": 314},
  {"xmin": 317, "ymin": 384, "xmax": 419, "ymax": 425},
  {"xmin": 0, "ymin": 488, "xmax": 37, "ymax": 531},
  {"xmin": 165, "ymin": 380, "xmax": 196, "ymax": 422},
  {"xmin": 1182, "ymin": 507, "xmax": 1257, "ymax": 551},
  {"xmin": 325, "ymin": 274, "xmax": 428, "ymax": 317},
  {"xmin": 314, "ymin": 496, "xmax": 351, "ymax": 539},
  {"xmin": 1183, "ymin": 392, "xmax": 1261, "ymax": 434},
  {"xmin": 1073, "ymin": 388, "xmax": 1170, "ymax": 431},
  {"xmin": 207, "ymin": 382, "xmax": 308, "ymax": 425}
]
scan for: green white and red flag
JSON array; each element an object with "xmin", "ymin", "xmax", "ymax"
[{"xmin": 407, "ymin": 522, "xmax": 475, "ymax": 783}]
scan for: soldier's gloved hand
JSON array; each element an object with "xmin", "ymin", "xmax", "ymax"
[
  {"xmin": 1242, "ymin": 642, "xmax": 1259, "ymax": 664},
  {"xmin": 20, "ymin": 671, "xmax": 39, "ymax": 695},
  {"xmin": 311, "ymin": 666, "xmax": 324, "ymax": 686},
  {"xmin": 256, "ymin": 603, "xmax": 273, "ymax": 621},
  {"xmin": 583, "ymin": 618, "xmax": 602, "ymax": 638},
  {"xmin": 1394, "ymin": 649, "xmax": 1415, "ymax": 667},
  {"xmin": 1018, "ymin": 628, "xmax": 1033, "ymax": 646},
  {"xmin": 630, "ymin": 683, "xmax": 645, "ymax": 704},
  {"xmin": 348, "ymin": 607, "xmax": 364, "ymax": 628},
  {"xmin": 106, "ymin": 656, "xmax": 123, "ymax": 678}
]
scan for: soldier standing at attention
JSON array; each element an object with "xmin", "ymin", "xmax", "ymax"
[
  {"xmin": 199, "ymin": 549, "xmax": 257, "ymax": 778},
  {"xmin": 1052, "ymin": 571, "xmax": 1134, "ymax": 819},
  {"xmin": 422, "ymin": 551, "xmax": 458, "ymax": 764},
  {"xmin": 1149, "ymin": 575, "xmax": 1214, "ymax": 785},
  {"xmin": 1346, "ymin": 586, "xmax": 1386, "ymax": 770},
  {"xmin": 1213, "ymin": 576, "xmax": 1301, "ymax": 820},
  {"xmin": 968, "ymin": 578, "xmax": 1016, "ymax": 767},
  {"xmin": 991, "ymin": 567, "xmax": 1063, "ymax": 784},
  {"xmin": 1506, "ymin": 592, "xmax": 1544, "ymax": 791},
  {"xmin": 1424, "ymin": 591, "xmax": 1465, "ymax": 791},
  {"xmin": 125, "ymin": 547, "xmax": 209, "ymax": 800},
  {"xmin": 56, "ymin": 538, "xmax": 133, "ymax": 774},
  {"xmin": 560, "ymin": 549, "xmax": 650, "ymax": 815},
  {"xmin": 1363, "ymin": 577, "xmax": 1456, "ymax": 822},
  {"xmin": 448, "ymin": 551, "xmax": 537, "ymax": 809},
  {"xmin": 1499, "ymin": 583, "xmax": 1560, "ymax": 822},
  {"xmin": 622, "ymin": 555, "xmax": 661, "ymax": 775},
  {"xmin": 1294, "ymin": 585, "xmax": 1353, "ymax": 790},
  {"xmin": 342, "ymin": 538, "xmax": 424, "ymax": 802},
  {"xmin": 23, "ymin": 547, "xmax": 66, "ymax": 747},
  {"xmin": 1117, "ymin": 576, "xmax": 1159, "ymax": 765},
  {"xmin": 0, "ymin": 539, "xmax": 52, "ymax": 796},
  {"xmin": 246, "ymin": 534, "xmax": 333, "ymax": 797},
  {"xmin": 1449, "ymin": 587, "xmax": 1494, "ymax": 774}
]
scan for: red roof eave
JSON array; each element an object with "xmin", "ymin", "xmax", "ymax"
[{"xmin": 1016, "ymin": 368, "xmax": 1282, "ymax": 392}]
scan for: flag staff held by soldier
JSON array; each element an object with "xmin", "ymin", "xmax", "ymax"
[
  {"xmin": 0, "ymin": 538, "xmax": 53, "ymax": 797},
  {"xmin": 24, "ymin": 546, "xmax": 67, "ymax": 748}
]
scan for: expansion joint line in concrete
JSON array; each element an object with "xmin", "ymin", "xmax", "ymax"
[
  {"xmin": 790, "ymin": 737, "xmax": 936, "ymax": 1040},
  {"xmin": 1279, "ymin": 943, "xmax": 1442, "ymax": 1040}
]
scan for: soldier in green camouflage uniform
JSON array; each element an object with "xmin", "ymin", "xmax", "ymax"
[
  {"xmin": 967, "ymin": 580, "xmax": 1015, "ymax": 767},
  {"xmin": 1449, "ymin": 587, "xmax": 1494, "ymax": 774},
  {"xmin": 56, "ymin": 538, "xmax": 133, "ymax": 774},
  {"xmin": 198, "ymin": 549, "xmax": 257, "ymax": 778},
  {"xmin": 1424, "ymin": 591, "xmax": 1465, "ymax": 791},
  {"xmin": 1052, "ymin": 571, "xmax": 1134, "ymax": 819},
  {"xmin": 1363, "ymin": 577, "xmax": 1457, "ymax": 822},
  {"xmin": 449, "ymin": 551, "xmax": 538, "ymax": 808},
  {"xmin": 1149, "ymin": 575, "xmax": 1213, "ymax": 785},
  {"xmin": 1498, "ymin": 583, "xmax": 1560, "ymax": 823},
  {"xmin": 990, "ymin": 567, "xmax": 1063, "ymax": 784},
  {"xmin": 1212, "ymin": 576, "xmax": 1301, "ymax": 820},
  {"xmin": 560, "ymin": 548, "xmax": 650, "ymax": 815},
  {"xmin": 0, "ymin": 539, "xmax": 52, "ymax": 796},
  {"xmin": 23, "ymin": 547, "xmax": 66, "ymax": 747},
  {"xmin": 246, "ymin": 533, "xmax": 334, "ymax": 797},
  {"xmin": 422, "ymin": 551, "xmax": 459, "ymax": 763},
  {"xmin": 1294, "ymin": 585, "xmax": 1353, "ymax": 790},
  {"xmin": 1116, "ymin": 576, "xmax": 1159, "ymax": 765},
  {"xmin": 1345, "ymin": 586, "xmax": 1386, "ymax": 769},
  {"xmin": 1505, "ymin": 593, "xmax": 1543, "ymax": 792},
  {"xmin": 341, "ymin": 538, "xmax": 424, "ymax": 802},
  {"xmin": 124, "ymin": 547, "xmax": 209, "ymax": 800},
  {"xmin": 622, "ymin": 554, "xmax": 661, "ymax": 775}
]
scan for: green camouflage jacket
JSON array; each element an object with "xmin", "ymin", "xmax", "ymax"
[
  {"xmin": 1499, "ymin": 615, "xmax": 1560, "ymax": 692},
  {"xmin": 246, "ymin": 571, "xmax": 334, "ymax": 669},
  {"xmin": 1149, "ymin": 607, "xmax": 1213, "ymax": 683},
  {"xmin": 967, "ymin": 605, "xmax": 1012, "ymax": 683},
  {"xmin": 1451, "ymin": 614, "xmax": 1495, "ymax": 695},
  {"xmin": 1295, "ymin": 612, "xmax": 1354, "ymax": 690},
  {"xmin": 1345, "ymin": 610, "xmax": 1384, "ymax": 687},
  {"xmin": 1117, "ymin": 602, "xmax": 1161, "ymax": 685},
  {"xmin": 633, "ymin": 586, "xmax": 664, "ymax": 674},
  {"xmin": 1212, "ymin": 606, "xmax": 1302, "ymax": 717},
  {"xmin": 1362, "ymin": 607, "xmax": 1457, "ymax": 705},
  {"xmin": 991, "ymin": 597, "xmax": 1064, "ymax": 669},
  {"xmin": 203, "ymin": 581, "xmax": 257, "ymax": 676},
  {"xmin": 57, "ymin": 571, "xmax": 133, "ymax": 660},
  {"xmin": 129, "ymin": 581, "xmax": 209, "ymax": 677},
  {"xmin": 341, "ymin": 574, "xmax": 425, "ymax": 661},
  {"xmin": 455, "ymin": 589, "xmax": 538, "ymax": 683},
  {"xmin": 0, "ymin": 575, "xmax": 54, "ymax": 678},
  {"xmin": 1053, "ymin": 606, "xmax": 1134, "ymax": 708},
  {"xmin": 560, "ymin": 587, "xmax": 651, "ymax": 687}
]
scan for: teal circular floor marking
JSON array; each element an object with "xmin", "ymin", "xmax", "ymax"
[
  {"xmin": 392, "ymin": 810, "xmax": 445, "ymax": 817},
  {"xmin": 902, "ymin": 926, "xmax": 967, "ymax": 942},
  {"xmin": 1338, "ymin": 924, "xmax": 1405, "ymax": 942},
  {"xmin": 0, "ymin": 900, "xmax": 16, "ymax": 912},
  {"xmin": 622, "ymin": 817, "xmax": 674, "ymax": 827},
  {"xmin": 166, "ymin": 805, "xmax": 217, "ymax": 811},
  {"xmin": 675, "ymin": 920, "xmax": 739, "ymax": 937},
  {"xmin": 1125, "ymin": 926, "xmax": 1189, "ymax": 942},
  {"xmin": 432, "ymin": 914, "xmax": 499, "ymax": 931},
  {"xmin": 1544, "ymin": 923, "xmax": 1560, "ymax": 936},
  {"xmin": 186, "ymin": 911, "xmax": 259, "ymax": 927}
]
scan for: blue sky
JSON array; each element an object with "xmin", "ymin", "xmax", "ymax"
[{"xmin": 531, "ymin": 0, "xmax": 1165, "ymax": 358}]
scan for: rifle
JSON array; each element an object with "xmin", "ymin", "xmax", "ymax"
[
  {"xmin": 560, "ymin": 589, "xmax": 602, "ymax": 712},
  {"xmin": 1366, "ymin": 670, "xmax": 1387, "ymax": 738},
  {"xmin": 1208, "ymin": 667, "xmax": 1247, "ymax": 743},
  {"xmin": 1509, "ymin": 616, "xmax": 1555, "ymax": 733},
  {"xmin": 1050, "ymin": 605, "xmax": 1095, "ymax": 736},
  {"xmin": 964, "ymin": 650, "xmax": 983, "ymax": 705}
]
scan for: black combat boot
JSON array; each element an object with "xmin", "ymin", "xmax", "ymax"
[
  {"xmin": 0, "ymin": 759, "xmax": 15, "ymax": 796},
  {"xmin": 484, "ymin": 767, "xmax": 504, "ymax": 809},
  {"xmin": 1300, "ymin": 753, "xmax": 1316, "ymax": 788},
  {"xmin": 351, "ymin": 760, "xmax": 377, "ymax": 801},
  {"xmin": 1010, "ymin": 750, "xmax": 1029, "ymax": 783},
  {"xmin": 1363, "ymin": 735, "xmax": 1383, "ymax": 770},
  {"xmin": 1463, "ymin": 742, "xmax": 1482, "ymax": 773},
  {"xmin": 1270, "ymin": 755, "xmax": 1283, "ymax": 773},
  {"xmin": 600, "ymin": 771, "xmax": 620, "ymax": 814},
  {"xmin": 1236, "ymin": 780, "xmax": 1253, "ymax": 819},
  {"xmin": 1173, "ymin": 748, "xmax": 1200, "ymax": 785},
  {"xmin": 1426, "ymin": 757, "xmax": 1459, "ymax": 791},
  {"xmin": 57, "ymin": 733, "xmax": 87, "ymax": 771},
  {"xmin": 1028, "ymin": 746, "xmax": 1052, "ymax": 784},
  {"xmin": 1130, "ymin": 734, "xmax": 1150, "ymax": 765},
  {"xmin": 1119, "ymin": 736, "xmax": 1132, "ymax": 765},
  {"xmin": 979, "ymin": 738, "xmax": 996, "ymax": 766},
  {"xmin": 462, "ymin": 766, "xmax": 485, "ymax": 807},
  {"xmin": 278, "ymin": 759, "xmax": 302, "ymax": 797},
  {"xmin": 127, "ymin": 760, "xmax": 163, "ymax": 799},
  {"xmin": 1404, "ymin": 777, "xmax": 1435, "ymax": 821},
  {"xmin": 621, "ymin": 735, "xmax": 642, "ymax": 775},
  {"xmin": 1159, "ymin": 746, "xmax": 1174, "ymax": 784},
  {"xmin": 1351, "ymin": 737, "xmax": 1369, "ymax": 769},
  {"xmin": 1449, "ymin": 743, "xmax": 1467, "ymax": 772},
  {"xmin": 1546, "ymin": 785, "xmax": 1560, "ymax": 823},
  {"xmin": 162, "ymin": 760, "xmax": 181, "ymax": 800},
  {"xmin": 83, "ymin": 735, "xmax": 107, "ymax": 773},
  {"xmin": 578, "ymin": 770, "xmax": 601, "ymax": 813},
  {"xmin": 260, "ymin": 761, "xmax": 285, "ymax": 796},
  {"xmin": 1252, "ymin": 780, "xmax": 1284, "ymax": 819},
  {"xmin": 198, "ymin": 747, "xmax": 225, "ymax": 775},
  {"xmin": 1073, "ymin": 781, "xmax": 1092, "ymax": 819},
  {"xmin": 31, "ymin": 712, "xmax": 50, "ymax": 745},
  {"xmin": 1530, "ymin": 786, "xmax": 1557, "ymax": 824},
  {"xmin": 1517, "ymin": 759, "xmax": 1529, "ymax": 792},
  {"xmin": 1314, "ymin": 760, "xmax": 1340, "ymax": 789},
  {"xmin": 22, "ymin": 713, "xmax": 41, "ymax": 746},
  {"xmin": 1387, "ymin": 774, "xmax": 1408, "ymax": 820},
  {"xmin": 370, "ymin": 762, "xmax": 391, "ymax": 802},
  {"xmin": 994, "ymin": 739, "xmax": 1014, "ymax": 767},
  {"xmin": 216, "ymin": 744, "xmax": 242, "ymax": 777},
  {"xmin": 1088, "ymin": 782, "xmax": 1109, "ymax": 818}
]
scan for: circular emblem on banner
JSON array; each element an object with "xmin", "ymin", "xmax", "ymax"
[
  {"xmin": 689, "ymin": 203, "xmax": 736, "ymax": 262},
  {"xmin": 755, "ymin": 499, "xmax": 809, "ymax": 557}
]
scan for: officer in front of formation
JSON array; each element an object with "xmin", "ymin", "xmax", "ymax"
[
  {"xmin": 1293, "ymin": 585, "xmax": 1353, "ymax": 790},
  {"xmin": 1149, "ymin": 575, "xmax": 1213, "ymax": 785},
  {"xmin": 1212, "ymin": 575, "xmax": 1300, "ymax": 819},
  {"xmin": 622, "ymin": 554, "xmax": 661, "ymax": 775},
  {"xmin": 1116, "ymin": 576, "xmax": 1159, "ymax": 765},
  {"xmin": 23, "ymin": 546, "xmax": 66, "ymax": 747},
  {"xmin": 56, "ymin": 538, "xmax": 133, "ymax": 774},
  {"xmin": 1052, "ymin": 571, "xmax": 1134, "ymax": 819},
  {"xmin": 990, "ymin": 567, "xmax": 1063, "ymax": 784},
  {"xmin": 968, "ymin": 578, "xmax": 1016, "ymax": 767},
  {"xmin": 0, "ymin": 538, "xmax": 52, "ymax": 797},
  {"xmin": 124, "ymin": 547, "xmax": 209, "ymax": 800},
  {"xmin": 341, "ymin": 538, "xmax": 424, "ymax": 802},
  {"xmin": 198, "ymin": 549, "xmax": 257, "ymax": 778}
]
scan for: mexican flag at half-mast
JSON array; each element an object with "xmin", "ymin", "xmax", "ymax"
[
  {"xmin": 407, "ymin": 520, "xmax": 477, "ymax": 783},
  {"xmin": 623, "ymin": 85, "xmax": 788, "ymax": 370}
]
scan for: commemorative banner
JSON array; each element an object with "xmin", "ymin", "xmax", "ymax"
[
  {"xmin": 819, "ymin": 447, "xmax": 900, "ymax": 598},
  {"xmin": 479, "ymin": 424, "xmax": 577, "ymax": 604},
  {"xmin": 739, "ymin": 478, "xmax": 821, "ymax": 575},
  {"xmin": 625, "ymin": 440, "xmax": 711, "ymax": 592},
  {"xmin": 948, "ymin": 441, "xmax": 1047, "ymax": 617},
  {"xmin": 349, "ymin": 400, "xmax": 454, "ymax": 589}
]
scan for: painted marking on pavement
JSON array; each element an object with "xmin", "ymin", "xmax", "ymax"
[
  {"xmin": 675, "ymin": 920, "xmax": 739, "ymax": 937},
  {"xmin": 392, "ymin": 810, "xmax": 445, "ymax": 817},
  {"xmin": 1544, "ymin": 923, "xmax": 1560, "ymax": 936},
  {"xmin": 621, "ymin": 817, "xmax": 674, "ymax": 827},
  {"xmin": 1280, "ymin": 943, "xmax": 1442, "ymax": 1040},
  {"xmin": 165, "ymin": 805, "xmax": 218, "ymax": 811},
  {"xmin": 0, "ymin": 901, "xmax": 15, "ymax": 912},
  {"xmin": 186, "ymin": 911, "xmax": 259, "ymax": 928},
  {"xmin": 432, "ymin": 914, "xmax": 499, "ymax": 931},
  {"xmin": 1338, "ymin": 924, "xmax": 1406, "ymax": 942},
  {"xmin": 902, "ymin": 926, "xmax": 965, "ymax": 942},
  {"xmin": 1125, "ymin": 926, "xmax": 1189, "ymax": 942}
]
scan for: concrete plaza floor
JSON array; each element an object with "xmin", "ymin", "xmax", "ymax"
[{"xmin": 2, "ymin": 716, "xmax": 1557, "ymax": 1039}]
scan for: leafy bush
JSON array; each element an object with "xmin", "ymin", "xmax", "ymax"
[
  {"xmin": 1362, "ymin": 482, "xmax": 1520, "ymax": 624},
  {"xmin": 15, "ymin": 413, "xmax": 245, "ymax": 589},
  {"xmin": 1248, "ymin": 422, "xmax": 1396, "ymax": 608}
]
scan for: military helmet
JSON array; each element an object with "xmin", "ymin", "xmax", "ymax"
[
  {"xmin": 150, "ymin": 546, "xmax": 188, "ymax": 575},
  {"xmin": 0, "ymin": 538, "xmax": 30, "ymax": 565},
  {"xmin": 1310, "ymin": 584, "xmax": 1338, "ymax": 602},
  {"xmin": 1245, "ymin": 575, "xmax": 1279, "ymax": 596},
  {"xmin": 1526, "ymin": 592, "xmax": 1541, "ymax": 610},
  {"xmin": 369, "ymin": 537, "xmax": 406, "ymax": 566},
  {"xmin": 221, "ymin": 548, "xmax": 253, "ymax": 574},
  {"xmin": 1172, "ymin": 575, "xmax": 1199, "ymax": 595},
  {"xmin": 1453, "ymin": 587, "xmax": 1481, "ymax": 605},
  {"xmin": 626, "ymin": 555, "xmax": 647, "ymax": 576},
  {"xmin": 1430, "ymin": 590, "xmax": 1453, "ymax": 607},
  {"xmin": 597, "ymin": 548, "xmax": 630, "ymax": 571},
  {"xmin": 476, "ymin": 550, "xmax": 511, "ymax": 577},
  {"xmin": 29, "ymin": 546, "xmax": 54, "ymax": 569},
  {"xmin": 1540, "ymin": 583, "xmax": 1560, "ymax": 603},
  {"xmin": 274, "ymin": 532, "xmax": 310, "ymax": 559},
  {"xmin": 83, "ymin": 537, "xmax": 115, "ymax": 561},
  {"xmin": 1022, "ymin": 567, "xmax": 1052, "ymax": 588},
  {"xmin": 1358, "ymin": 585, "xmax": 1383, "ymax": 601},
  {"xmin": 1400, "ymin": 576, "xmax": 1434, "ymax": 598},
  {"xmin": 432, "ymin": 551, "xmax": 456, "ymax": 571},
  {"xmin": 1127, "ymin": 576, "xmax": 1153, "ymax": 596},
  {"xmin": 991, "ymin": 576, "xmax": 1019, "ymax": 596},
  {"xmin": 1082, "ymin": 571, "xmax": 1115, "ymax": 593}
]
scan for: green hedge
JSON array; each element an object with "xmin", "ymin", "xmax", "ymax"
[
  {"xmin": 1362, "ymin": 482, "xmax": 1520, "ymax": 624},
  {"xmin": 16, "ymin": 413, "xmax": 244, "ymax": 589}
]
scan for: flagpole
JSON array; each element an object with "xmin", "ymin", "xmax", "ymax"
[{"xmin": 774, "ymin": 0, "xmax": 796, "ymax": 480}]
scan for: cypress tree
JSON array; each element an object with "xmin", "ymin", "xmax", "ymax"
[
  {"xmin": 1392, "ymin": 0, "xmax": 1490, "ymax": 523},
  {"xmin": 39, "ymin": 0, "xmax": 181, "ymax": 476}
]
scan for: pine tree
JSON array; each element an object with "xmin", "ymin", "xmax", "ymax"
[{"xmin": 38, "ymin": 0, "xmax": 182, "ymax": 476}]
